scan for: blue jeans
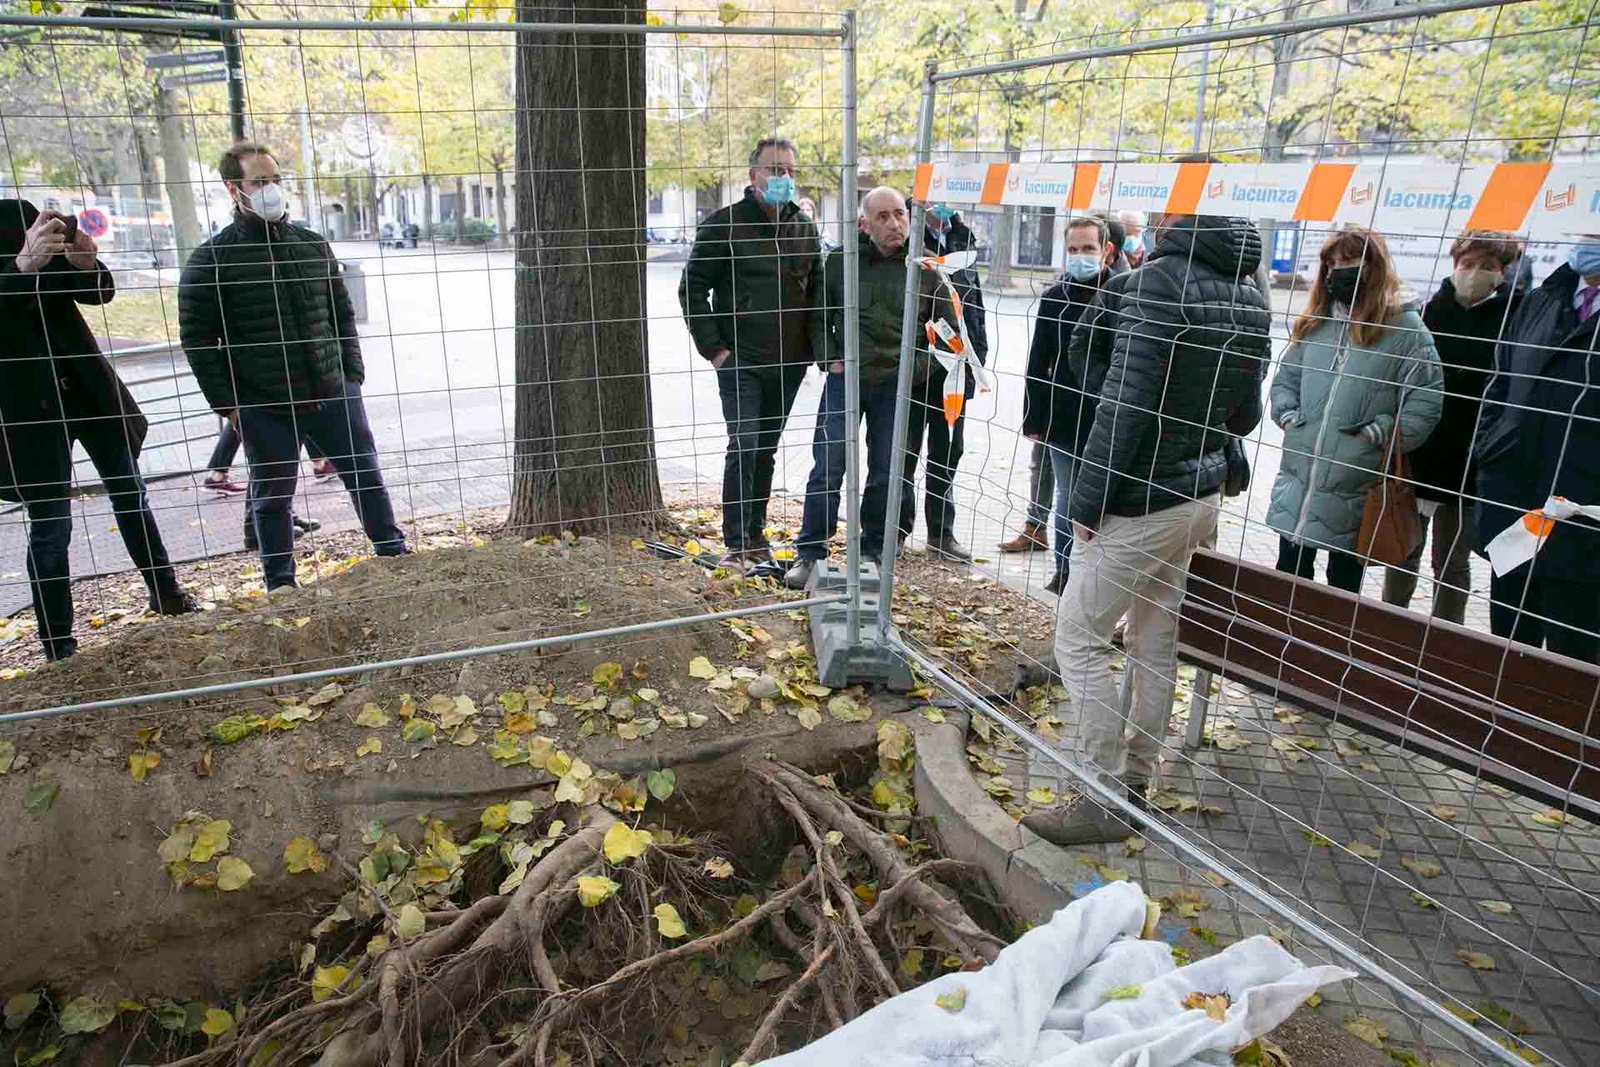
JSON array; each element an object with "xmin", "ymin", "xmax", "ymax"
[
  {"xmin": 237, "ymin": 381, "xmax": 405, "ymax": 589},
  {"xmin": 1048, "ymin": 444, "xmax": 1076, "ymax": 577},
  {"xmin": 795, "ymin": 370, "xmax": 900, "ymax": 561}
]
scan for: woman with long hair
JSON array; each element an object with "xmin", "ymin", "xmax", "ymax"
[{"xmin": 1266, "ymin": 226, "xmax": 1444, "ymax": 592}]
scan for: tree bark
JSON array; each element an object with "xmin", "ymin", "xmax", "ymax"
[
  {"xmin": 508, "ymin": 0, "xmax": 664, "ymax": 534},
  {"xmin": 454, "ymin": 175, "xmax": 466, "ymax": 242},
  {"xmin": 155, "ymin": 84, "xmax": 203, "ymax": 268}
]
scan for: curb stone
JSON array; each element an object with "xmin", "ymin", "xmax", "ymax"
[{"xmin": 910, "ymin": 711, "xmax": 1087, "ymax": 923}]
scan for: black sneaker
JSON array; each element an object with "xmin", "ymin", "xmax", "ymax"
[
  {"xmin": 292, "ymin": 515, "xmax": 321, "ymax": 536},
  {"xmin": 1044, "ymin": 570, "xmax": 1068, "ymax": 596}
]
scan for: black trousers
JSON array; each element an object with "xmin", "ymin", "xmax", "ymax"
[
  {"xmin": 715, "ymin": 358, "xmax": 807, "ymax": 552},
  {"xmin": 1277, "ymin": 536, "xmax": 1364, "ymax": 594},
  {"xmin": 1489, "ymin": 570, "xmax": 1600, "ymax": 664},
  {"xmin": 21, "ymin": 414, "xmax": 179, "ymax": 659},
  {"xmin": 901, "ymin": 375, "xmax": 965, "ymax": 541}
]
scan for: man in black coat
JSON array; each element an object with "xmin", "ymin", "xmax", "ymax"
[
  {"xmin": 0, "ymin": 199, "xmax": 193, "ymax": 660},
  {"xmin": 1038, "ymin": 214, "xmax": 1271, "ymax": 845},
  {"xmin": 1475, "ymin": 234, "xmax": 1600, "ymax": 661},
  {"xmin": 1020, "ymin": 215, "xmax": 1124, "ymax": 592},
  {"xmin": 678, "ymin": 137, "xmax": 822, "ymax": 572},
  {"xmin": 179, "ymin": 143, "xmax": 407, "ymax": 591},
  {"xmin": 1382, "ymin": 232, "xmax": 1520, "ymax": 625}
]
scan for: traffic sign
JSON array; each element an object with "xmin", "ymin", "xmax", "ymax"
[
  {"xmin": 145, "ymin": 49, "xmax": 225, "ymax": 70},
  {"xmin": 78, "ymin": 208, "xmax": 110, "ymax": 240},
  {"xmin": 159, "ymin": 68, "xmax": 229, "ymax": 89}
]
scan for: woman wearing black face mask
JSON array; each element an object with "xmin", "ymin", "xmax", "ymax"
[{"xmin": 1265, "ymin": 226, "xmax": 1445, "ymax": 592}]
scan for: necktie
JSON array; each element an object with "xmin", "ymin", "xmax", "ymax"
[{"xmin": 1580, "ymin": 285, "xmax": 1599, "ymax": 324}]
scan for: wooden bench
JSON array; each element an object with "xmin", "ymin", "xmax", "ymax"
[{"xmin": 1175, "ymin": 549, "xmax": 1600, "ymax": 821}]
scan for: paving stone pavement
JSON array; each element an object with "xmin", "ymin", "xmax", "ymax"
[{"xmin": 1008, "ymin": 673, "xmax": 1600, "ymax": 1067}]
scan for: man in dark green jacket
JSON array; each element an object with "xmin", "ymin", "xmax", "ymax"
[
  {"xmin": 784, "ymin": 187, "xmax": 955, "ymax": 589},
  {"xmin": 179, "ymin": 142, "xmax": 406, "ymax": 590},
  {"xmin": 678, "ymin": 137, "xmax": 822, "ymax": 571}
]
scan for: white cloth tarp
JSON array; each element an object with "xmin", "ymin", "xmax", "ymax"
[{"xmin": 762, "ymin": 880, "xmax": 1354, "ymax": 1067}]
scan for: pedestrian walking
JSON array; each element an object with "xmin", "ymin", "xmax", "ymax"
[
  {"xmin": 1, "ymin": 199, "xmax": 194, "ymax": 660},
  {"xmin": 1382, "ymin": 231, "xmax": 1520, "ymax": 624},
  {"xmin": 784, "ymin": 188, "xmax": 958, "ymax": 590},
  {"xmin": 178, "ymin": 142, "xmax": 407, "ymax": 590},
  {"xmin": 1266, "ymin": 226, "xmax": 1444, "ymax": 593},
  {"xmin": 678, "ymin": 137, "xmax": 823, "ymax": 573},
  {"xmin": 1036, "ymin": 212, "xmax": 1271, "ymax": 845},
  {"xmin": 1475, "ymin": 233, "xmax": 1600, "ymax": 660}
]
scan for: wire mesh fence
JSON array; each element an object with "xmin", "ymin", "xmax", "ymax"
[
  {"xmin": 1, "ymin": 0, "xmax": 1599, "ymax": 1064},
  {"xmin": 0, "ymin": 3, "xmax": 859, "ymax": 716},
  {"xmin": 881, "ymin": 1, "xmax": 1600, "ymax": 1064}
]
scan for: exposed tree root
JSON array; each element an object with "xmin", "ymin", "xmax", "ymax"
[{"xmin": 180, "ymin": 757, "xmax": 1007, "ymax": 1066}]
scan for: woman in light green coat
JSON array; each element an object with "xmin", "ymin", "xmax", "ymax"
[{"xmin": 1266, "ymin": 226, "xmax": 1444, "ymax": 592}]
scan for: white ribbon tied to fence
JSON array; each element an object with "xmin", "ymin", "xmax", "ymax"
[{"xmin": 1486, "ymin": 496, "xmax": 1600, "ymax": 577}]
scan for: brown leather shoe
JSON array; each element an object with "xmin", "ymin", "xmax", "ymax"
[{"xmin": 999, "ymin": 521, "xmax": 1048, "ymax": 553}]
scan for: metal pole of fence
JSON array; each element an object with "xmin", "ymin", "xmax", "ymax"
[
  {"xmin": 930, "ymin": 0, "xmax": 1532, "ymax": 81},
  {"xmin": 895, "ymin": 639, "xmax": 1526, "ymax": 1067},
  {"xmin": 841, "ymin": 10, "xmax": 863, "ymax": 645},
  {"xmin": 0, "ymin": 13, "xmax": 848, "ymax": 38},
  {"xmin": 875, "ymin": 67, "xmax": 938, "ymax": 642},
  {"xmin": 0, "ymin": 594, "xmax": 850, "ymax": 726}
]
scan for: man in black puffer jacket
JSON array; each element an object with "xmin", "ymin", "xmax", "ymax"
[
  {"xmin": 1020, "ymin": 214, "xmax": 1125, "ymax": 592},
  {"xmin": 180, "ymin": 142, "xmax": 406, "ymax": 590},
  {"xmin": 1039, "ymin": 213, "xmax": 1271, "ymax": 846}
]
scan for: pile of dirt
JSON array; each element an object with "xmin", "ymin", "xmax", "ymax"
[{"xmin": 0, "ymin": 528, "xmax": 927, "ymax": 1002}]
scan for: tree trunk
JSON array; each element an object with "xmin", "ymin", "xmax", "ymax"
[
  {"xmin": 454, "ymin": 176, "xmax": 466, "ymax": 242},
  {"xmin": 508, "ymin": 0, "xmax": 663, "ymax": 534},
  {"xmin": 982, "ymin": 0, "xmax": 1029, "ymax": 292},
  {"xmin": 494, "ymin": 165, "xmax": 509, "ymax": 248},
  {"xmin": 422, "ymin": 173, "xmax": 434, "ymax": 241},
  {"xmin": 343, "ymin": 173, "xmax": 357, "ymax": 234},
  {"xmin": 155, "ymin": 85, "xmax": 203, "ymax": 268}
]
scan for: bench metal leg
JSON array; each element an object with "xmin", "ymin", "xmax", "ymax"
[{"xmin": 1185, "ymin": 668, "xmax": 1214, "ymax": 749}]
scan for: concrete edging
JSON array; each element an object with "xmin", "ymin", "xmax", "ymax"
[{"xmin": 910, "ymin": 711, "xmax": 1084, "ymax": 924}]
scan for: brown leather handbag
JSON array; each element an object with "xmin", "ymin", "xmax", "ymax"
[{"xmin": 1357, "ymin": 433, "xmax": 1423, "ymax": 565}]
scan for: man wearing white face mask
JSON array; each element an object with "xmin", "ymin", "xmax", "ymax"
[
  {"xmin": 1383, "ymin": 231, "xmax": 1521, "ymax": 624},
  {"xmin": 679, "ymin": 137, "xmax": 822, "ymax": 573},
  {"xmin": 179, "ymin": 142, "xmax": 407, "ymax": 590}
]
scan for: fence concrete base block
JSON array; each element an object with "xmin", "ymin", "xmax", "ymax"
[
  {"xmin": 911, "ymin": 711, "xmax": 1081, "ymax": 924},
  {"xmin": 807, "ymin": 560, "xmax": 914, "ymax": 690}
]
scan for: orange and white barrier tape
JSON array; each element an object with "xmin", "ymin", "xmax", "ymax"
[
  {"xmin": 1486, "ymin": 497, "xmax": 1600, "ymax": 577},
  {"xmin": 919, "ymin": 249, "xmax": 995, "ymax": 426},
  {"xmin": 910, "ymin": 160, "xmax": 1600, "ymax": 241}
]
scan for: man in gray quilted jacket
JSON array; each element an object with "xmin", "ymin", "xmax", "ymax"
[{"xmin": 1031, "ymin": 211, "xmax": 1271, "ymax": 846}]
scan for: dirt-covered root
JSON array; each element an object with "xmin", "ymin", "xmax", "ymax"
[{"xmin": 166, "ymin": 760, "xmax": 1007, "ymax": 1067}]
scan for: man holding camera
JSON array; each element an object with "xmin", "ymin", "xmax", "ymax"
[{"xmin": 1, "ymin": 199, "xmax": 194, "ymax": 660}]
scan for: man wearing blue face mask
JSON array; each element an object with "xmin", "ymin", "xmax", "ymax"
[
  {"xmin": 1474, "ymin": 233, "xmax": 1600, "ymax": 661},
  {"xmin": 679, "ymin": 137, "xmax": 823, "ymax": 572},
  {"xmin": 1019, "ymin": 215, "xmax": 1125, "ymax": 593}
]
